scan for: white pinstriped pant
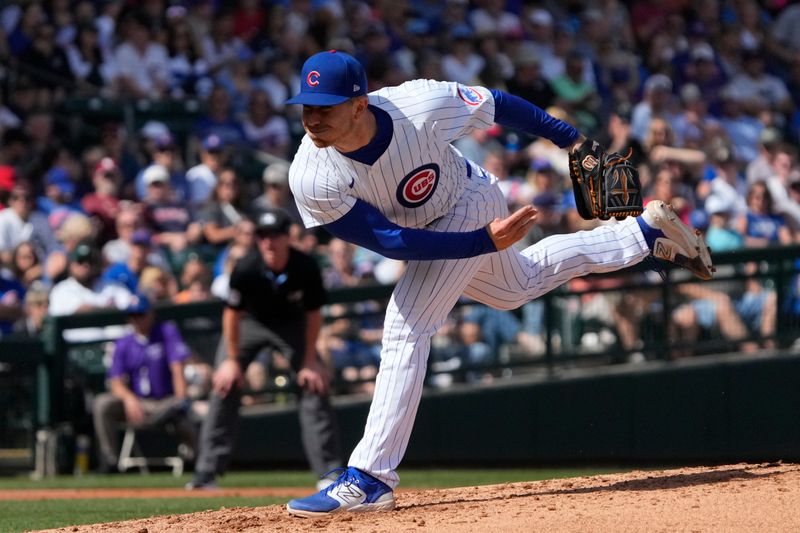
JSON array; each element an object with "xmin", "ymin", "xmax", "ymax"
[{"xmin": 349, "ymin": 166, "xmax": 650, "ymax": 488}]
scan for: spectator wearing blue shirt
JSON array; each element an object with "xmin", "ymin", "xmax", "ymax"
[
  {"xmin": 185, "ymin": 135, "xmax": 227, "ymax": 207},
  {"xmin": 192, "ymin": 85, "xmax": 246, "ymax": 148},
  {"xmin": 102, "ymin": 230, "xmax": 155, "ymax": 293},
  {"xmin": 36, "ymin": 167, "xmax": 84, "ymax": 232}
]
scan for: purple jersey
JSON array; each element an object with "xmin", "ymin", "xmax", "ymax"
[{"xmin": 108, "ymin": 321, "xmax": 189, "ymax": 399}]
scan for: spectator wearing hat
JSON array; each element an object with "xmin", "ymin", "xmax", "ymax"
[
  {"xmin": 82, "ymin": 157, "xmax": 122, "ymax": 244},
  {"xmin": 703, "ymin": 195, "xmax": 744, "ymax": 253},
  {"xmin": 141, "ymin": 165, "xmax": 203, "ymax": 265},
  {"xmin": 522, "ymin": 7, "xmax": 555, "ymax": 61},
  {"xmin": 674, "ymin": 43, "xmax": 727, "ymax": 113},
  {"xmin": 522, "ymin": 190, "xmax": 566, "ymax": 247},
  {"xmin": 631, "ymin": 73, "xmax": 673, "ymax": 144},
  {"xmin": 92, "ymin": 293, "xmax": 196, "ymax": 473},
  {"xmin": 101, "ymin": 204, "xmax": 167, "ymax": 270},
  {"xmin": 135, "ymin": 124, "xmax": 189, "ymax": 203},
  {"xmin": 37, "ymin": 167, "xmax": 83, "ymax": 230},
  {"xmin": 49, "ymin": 240, "xmax": 132, "ymax": 317},
  {"xmin": 242, "ymin": 89, "xmax": 290, "ymax": 159},
  {"xmin": 506, "ymin": 49, "xmax": 555, "ymax": 110},
  {"xmin": 0, "ymin": 181, "xmax": 62, "ymax": 276},
  {"xmin": 201, "ymin": 167, "xmax": 247, "ymax": 248},
  {"xmin": 13, "ymin": 280, "xmax": 50, "ymax": 336},
  {"xmin": 185, "ymin": 133, "xmax": 226, "ymax": 207},
  {"xmin": 188, "ymin": 207, "xmax": 342, "ymax": 490},
  {"xmin": 718, "ymin": 87, "xmax": 764, "ymax": 163},
  {"xmin": 251, "ymin": 161, "xmax": 302, "ymax": 223},
  {"xmin": 746, "ymin": 127, "xmax": 783, "ymax": 185},
  {"xmin": 192, "ymin": 85, "xmax": 246, "ymax": 150},
  {"xmin": 102, "ymin": 230, "xmax": 156, "ymax": 293},
  {"xmin": 669, "ymin": 83, "xmax": 720, "ymax": 150}
]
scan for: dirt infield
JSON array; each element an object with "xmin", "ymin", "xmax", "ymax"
[{"xmin": 34, "ymin": 463, "xmax": 800, "ymax": 532}]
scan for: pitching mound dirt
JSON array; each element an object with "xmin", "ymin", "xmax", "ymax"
[{"xmin": 39, "ymin": 463, "xmax": 800, "ymax": 533}]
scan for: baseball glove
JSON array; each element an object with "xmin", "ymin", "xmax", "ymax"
[{"xmin": 568, "ymin": 138, "xmax": 643, "ymax": 220}]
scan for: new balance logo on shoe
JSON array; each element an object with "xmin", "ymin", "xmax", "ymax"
[{"xmin": 330, "ymin": 483, "xmax": 367, "ymax": 506}]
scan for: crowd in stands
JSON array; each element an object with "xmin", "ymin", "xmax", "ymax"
[{"xmin": 1, "ymin": 0, "xmax": 800, "ymax": 390}]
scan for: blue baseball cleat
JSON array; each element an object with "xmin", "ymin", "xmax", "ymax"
[{"xmin": 287, "ymin": 466, "xmax": 396, "ymax": 517}]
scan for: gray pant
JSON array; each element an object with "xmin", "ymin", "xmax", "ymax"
[
  {"xmin": 92, "ymin": 393, "xmax": 196, "ymax": 467},
  {"xmin": 194, "ymin": 315, "xmax": 341, "ymax": 477}
]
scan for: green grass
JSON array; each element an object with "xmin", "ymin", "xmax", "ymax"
[
  {"xmin": 0, "ymin": 467, "xmax": 630, "ymax": 532},
  {"xmin": 0, "ymin": 497, "xmax": 283, "ymax": 532}
]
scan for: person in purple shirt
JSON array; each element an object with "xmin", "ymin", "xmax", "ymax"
[{"xmin": 91, "ymin": 294, "xmax": 196, "ymax": 472}]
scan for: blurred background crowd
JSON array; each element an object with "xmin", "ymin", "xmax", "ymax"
[{"xmin": 1, "ymin": 0, "xmax": 800, "ymax": 391}]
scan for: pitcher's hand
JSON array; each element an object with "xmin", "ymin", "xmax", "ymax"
[{"xmin": 486, "ymin": 206, "xmax": 538, "ymax": 251}]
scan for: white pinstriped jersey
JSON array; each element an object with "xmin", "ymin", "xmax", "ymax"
[{"xmin": 289, "ymin": 79, "xmax": 495, "ymax": 229}]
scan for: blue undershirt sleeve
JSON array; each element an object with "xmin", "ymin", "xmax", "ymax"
[
  {"xmin": 490, "ymin": 89, "xmax": 581, "ymax": 149},
  {"xmin": 324, "ymin": 199, "xmax": 497, "ymax": 261}
]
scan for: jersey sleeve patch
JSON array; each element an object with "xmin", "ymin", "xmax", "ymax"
[{"xmin": 457, "ymin": 85, "xmax": 485, "ymax": 106}]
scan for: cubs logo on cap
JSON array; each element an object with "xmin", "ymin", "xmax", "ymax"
[{"xmin": 286, "ymin": 51, "xmax": 368, "ymax": 106}]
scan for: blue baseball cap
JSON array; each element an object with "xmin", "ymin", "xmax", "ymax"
[
  {"xmin": 126, "ymin": 293, "xmax": 151, "ymax": 315},
  {"xmin": 202, "ymin": 133, "xmax": 224, "ymax": 151},
  {"xmin": 286, "ymin": 50, "xmax": 367, "ymax": 106},
  {"xmin": 45, "ymin": 167, "xmax": 75, "ymax": 196}
]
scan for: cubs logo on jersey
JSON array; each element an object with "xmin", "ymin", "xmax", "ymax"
[
  {"xmin": 457, "ymin": 85, "xmax": 484, "ymax": 106},
  {"xmin": 396, "ymin": 164, "xmax": 440, "ymax": 208}
]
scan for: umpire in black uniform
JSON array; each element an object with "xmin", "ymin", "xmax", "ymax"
[{"xmin": 188, "ymin": 208, "xmax": 342, "ymax": 489}]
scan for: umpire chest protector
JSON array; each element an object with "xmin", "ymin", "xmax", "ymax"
[{"xmin": 227, "ymin": 248, "xmax": 327, "ymax": 326}]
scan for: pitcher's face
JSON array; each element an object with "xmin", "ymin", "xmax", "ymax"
[{"xmin": 301, "ymin": 99, "xmax": 360, "ymax": 148}]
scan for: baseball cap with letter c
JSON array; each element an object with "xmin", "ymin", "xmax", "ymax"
[{"xmin": 286, "ymin": 50, "xmax": 367, "ymax": 106}]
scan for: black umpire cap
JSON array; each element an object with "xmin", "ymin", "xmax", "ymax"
[{"xmin": 255, "ymin": 208, "xmax": 292, "ymax": 236}]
